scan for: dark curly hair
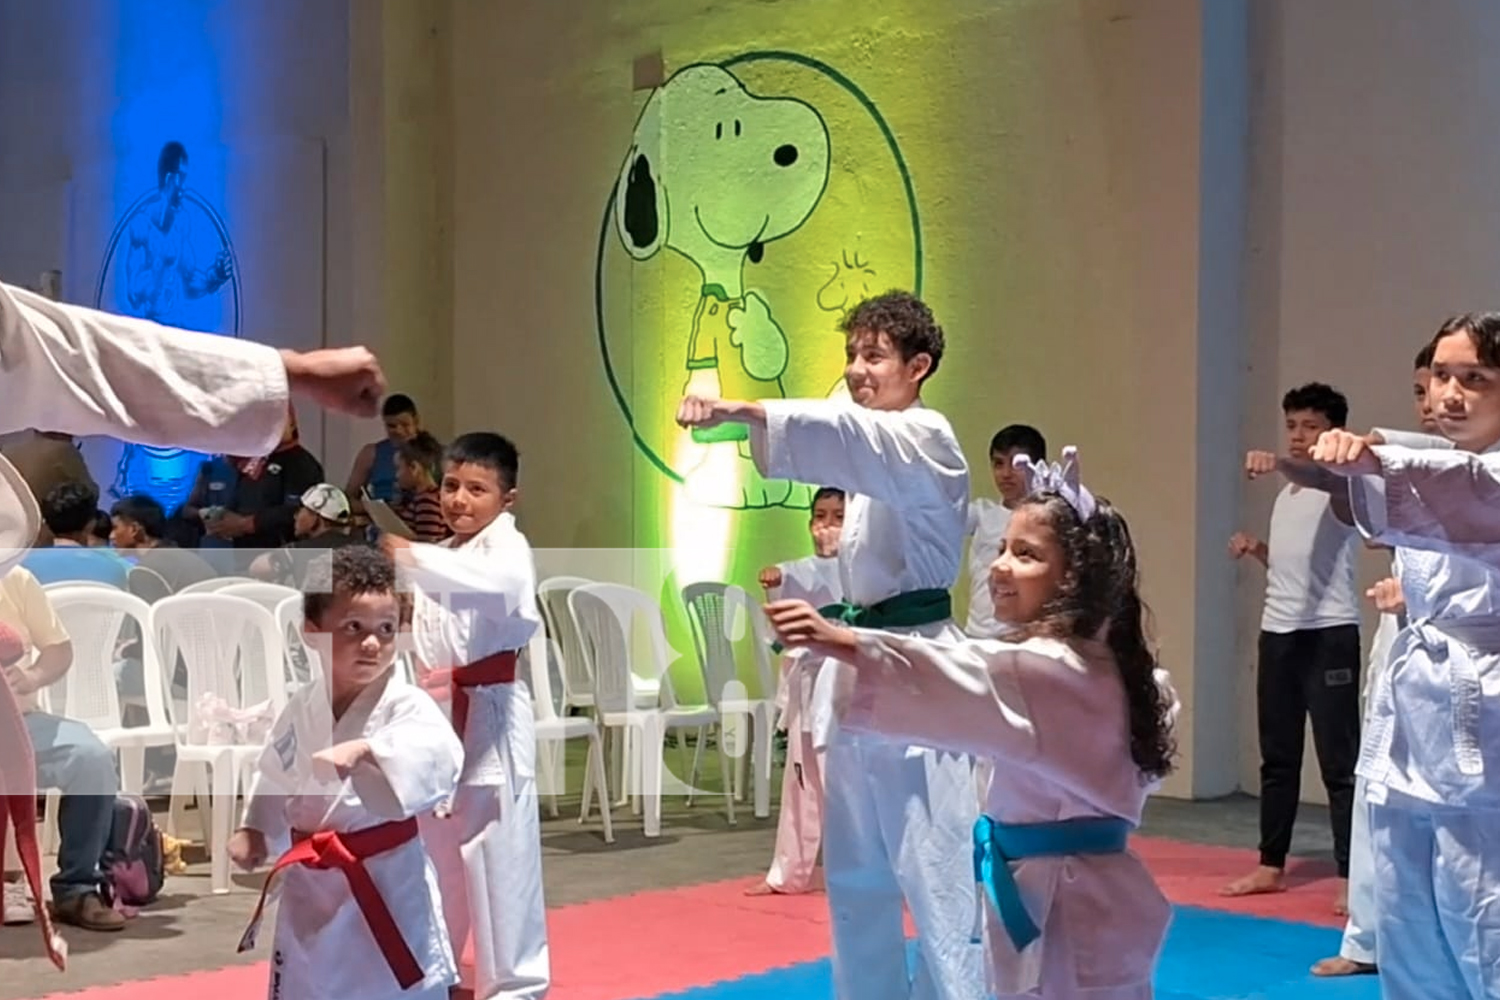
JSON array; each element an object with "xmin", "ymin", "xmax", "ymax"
[
  {"xmin": 303, "ymin": 544, "xmax": 407, "ymax": 625},
  {"xmin": 840, "ymin": 290, "xmax": 945, "ymax": 381},
  {"xmin": 42, "ymin": 480, "xmax": 101, "ymax": 537},
  {"xmin": 1010, "ymin": 492, "xmax": 1177, "ymax": 781},
  {"xmin": 1281, "ymin": 382, "xmax": 1348, "ymax": 428}
]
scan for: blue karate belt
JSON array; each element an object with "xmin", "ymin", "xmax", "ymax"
[
  {"xmin": 771, "ymin": 588, "xmax": 952, "ymax": 654},
  {"xmin": 972, "ymin": 814, "xmax": 1131, "ymax": 950}
]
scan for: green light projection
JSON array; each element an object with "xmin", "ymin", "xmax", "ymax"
[{"xmin": 595, "ymin": 50, "xmax": 921, "ymax": 697}]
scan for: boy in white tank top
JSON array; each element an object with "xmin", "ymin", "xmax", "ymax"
[{"xmin": 1224, "ymin": 383, "xmax": 1363, "ymax": 914}]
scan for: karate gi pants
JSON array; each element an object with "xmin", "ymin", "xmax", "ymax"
[
  {"xmin": 765, "ymin": 730, "xmax": 825, "ymax": 893},
  {"xmin": 420, "ymin": 695, "xmax": 549, "ymax": 1000},
  {"xmin": 1371, "ymin": 796, "xmax": 1500, "ymax": 999},
  {"xmin": 823, "ymin": 730, "xmax": 986, "ymax": 1000}
]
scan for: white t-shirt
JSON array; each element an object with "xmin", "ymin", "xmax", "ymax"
[
  {"xmin": 1261, "ymin": 485, "xmax": 1361, "ymax": 633},
  {"xmin": 965, "ymin": 498, "xmax": 1012, "ymax": 639}
]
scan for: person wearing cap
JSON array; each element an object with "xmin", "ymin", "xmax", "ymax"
[{"xmin": 249, "ymin": 483, "xmax": 364, "ymax": 587}]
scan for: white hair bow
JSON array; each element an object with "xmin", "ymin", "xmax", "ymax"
[{"xmin": 1013, "ymin": 445, "xmax": 1097, "ymax": 520}]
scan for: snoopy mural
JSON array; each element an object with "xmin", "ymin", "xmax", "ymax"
[{"xmin": 613, "ymin": 63, "xmax": 831, "ymax": 510}]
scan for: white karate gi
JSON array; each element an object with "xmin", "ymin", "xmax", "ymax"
[
  {"xmin": 1346, "ymin": 443, "xmax": 1500, "ymax": 1000},
  {"xmin": 1338, "ymin": 554, "xmax": 1402, "ymax": 967},
  {"xmin": 0, "ymin": 280, "xmax": 291, "ymax": 575},
  {"xmin": 764, "ymin": 553, "xmax": 843, "ymax": 892},
  {"xmin": 839, "ymin": 630, "xmax": 1176, "ymax": 1000},
  {"xmin": 752, "ymin": 399, "xmax": 985, "ymax": 1000},
  {"xmin": 964, "ymin": 499, "xmax": 1012, "ymax": 639},
  {"xmin": 241, "ymin": 672, "xmax": 464, "ymax": 1000},
  {"xmin": 404, "ymin": 512, "xmax": 548, "ymax": 1000}
]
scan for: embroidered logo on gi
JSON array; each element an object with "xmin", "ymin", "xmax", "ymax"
[{"xmin": 273, "ymin": 725, "xmax": 298, "ymax": 771}]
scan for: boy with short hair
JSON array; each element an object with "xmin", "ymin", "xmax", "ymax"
[
  {"xmin": 1225, "ymin": 382, "xmax": 1362, "ymax": 909},
  {"xmin": 966, "ymin": 425, "xmax": 1046, "ymax": 638},
  {"xmin": 749, "ymin": 486, "xmax": 845, "ymax": 896},
  {"xmin": 394, "ymin": 433, "xmax": 450, "ymax": 543},
  {"xmin": 22, "ymin": 481, "xmax": 128, "ymax": 588},
  {"xmin": 348, "ymin": 394, "xmax": 424, "ymax": 508},
  {"xmin": 229, "ymin": 544, "xmax": 463, "ymax": 1000},
  {"xmin": 383, "ymin": 433, "xmax": 548, "ymax": 1000},
  {"xmin": 677, "ymin": 290, "xmax": 984, "ymax": 1000}
]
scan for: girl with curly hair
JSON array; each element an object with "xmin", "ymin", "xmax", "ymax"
[{"xmin": 766, "ymin": 448, "xmax": 1179, "ymax": 1000}]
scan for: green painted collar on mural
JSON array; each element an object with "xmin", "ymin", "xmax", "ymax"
[{"xmin": 701, "ymin": 283, "xmax": 732, "ymax": 301}]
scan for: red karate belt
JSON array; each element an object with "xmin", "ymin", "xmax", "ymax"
[
  {"xmin": 423, "ymin": 650, "xmax": 517, "ymax": 739},
  {"xmin": 0, "ymin": 633, "xmax": 66, "ymax": 969},
  {"xmin": 243, "ymin": 818, "xmax": 425, "ymax": 989}
]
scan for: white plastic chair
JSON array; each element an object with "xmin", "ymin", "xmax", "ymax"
[
  {"xmin": 127, "ymin": 564, "xmax": 173, "ymax": 603},
  {"xmin": 219, "ymin": 581, "xmax": 301, "ymax": 611},
  {"xmin": 537, "ymin": 577, "xmax": 597, "ymax": 714},
  {"xmin": 681, "ymin": 582, "xmax": 775, "ymax": 819},
  {"xmin": 177, "ymin": 576, "xmax": 259, "ymax": 595},
  {"xmin": 151, "ymin": 593, "xmax": 286, "ymax": 893},
  {"xmin": 569, "ymin": 583, "xmax": 732, "ymax": 837},
  {"xmin": 526, "ymin": 630, "xmax": 613, "ymax": 842},
  {"xmin": 38, "ymin": 587, "xmax": 175, "ymax": 853},
  {"xmin": 42, "ymin": 579, "xmax": 118, "ymax": 592}
]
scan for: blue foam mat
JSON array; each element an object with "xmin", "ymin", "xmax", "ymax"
[{"xmin": 631, "ymin": 905, "xmax": 1382, "ymax": 999}]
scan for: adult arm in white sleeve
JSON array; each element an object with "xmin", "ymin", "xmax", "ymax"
[{"xmin": 0, "ymin": 281, "xmax": 288, "ymax": 455}]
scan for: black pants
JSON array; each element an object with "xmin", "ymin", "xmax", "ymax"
[{"xmin": 1257, "ymin": 625, "xmax": 1361, "ymax": 876}]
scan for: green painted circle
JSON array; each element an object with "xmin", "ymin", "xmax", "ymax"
[{"xmin": 595, "ymin": 50, "xmax": 924, "ymax": 486}]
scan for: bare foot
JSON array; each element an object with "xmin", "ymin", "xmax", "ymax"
[
  {"xmin": 1311, "ymin": 956, "xmax": 1376, "ymax": 977},
  {"xmin": 744, "ymin": 882, "xmax": 780, "ymax": 896},
  {"xmin": 1220, "ymin": 865, "xmax": 1286, "ymax": 897},
  {"xmin": 1332, "ymin": 877, "xmax": 1349, "ymax": 916}
]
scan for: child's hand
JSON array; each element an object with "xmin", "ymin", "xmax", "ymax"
[
  {"xmin": 1228, "ymin": 532, "xmax": 1261, "ymax": 559},
  {"xmin": 312, "ymin": 739, "xmax": 373, "ymax": 780},
  {"xmin": 811, "ymin": 522, "xmax": 841, "ymax": 558},
  {"xmin": 676, "ymin": 395, "xmax": 728, "ymax": 429},
  {"xmin": 764, "ymin": 599, "xmax": 847, "ymax": 652},
  {"xmin": 228, "ymin": 828, "xmax": 269, "ymax": 872},
  {"xmin": 1367, "ymin": 577, "xmax": 1406, "ymax": 616},
  {"xmin": 379, "ymin": 533, "xmax": 412, "ymax": 556},
  {"xmin": 1311, "ymin": 429, "xmax": 1381, "ymax": 476},
  {"xmin": 0, "ymin": 621, "xmax": 28, "ymax": 668},
  {"xmin": 1244, "ymin": 450, "xmax": 1279, "ymax": 480},
  {"xmin": 759, "ymin": 566, "xmax": 784, "ymax": 591}
]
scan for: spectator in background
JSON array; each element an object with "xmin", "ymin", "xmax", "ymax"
[
  {"xmin": 23, "ymin": 482, "xmax": 129, "ymax": 588},
  {"xmin": 0, "ymin": 566, "xmax": 122, "ymax": 931},
  {"xmin": 109, "ymin": 495, "xmax": 216, "ymax": 592},
  {"xmin": 248, "ymin": 483, "xmax": 364, "ymax": 586},
  {"xmin": 393, "ymin": 432, "xmax": 450, "ymax": 542},
  {"xmin": 197, "ymin": 405, "xmax": 324, "ymax": 557},
  {"xmin": 88, "ymin": 512, "xmax": 112, "ymax": 548},
  {"xmin": 0, "ymin": 431, "xmax": 96, "ymax": 547},
  {"xmin": 346, "ymin": 393, "xmax": 424, "ymax": 511}
]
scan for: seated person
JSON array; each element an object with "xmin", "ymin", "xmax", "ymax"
[
  {"xmin": 249, "ymin": 484, "xmax": 365, "ymax": 587},
  {"xmin": 197, "ymin": 406, "xmax": 326, "ymax": 556},
  {"xmin": 347, "ymin": 393, "xmax": 423, "ymax": 512},
  {"xmin": 109, "ymin": 495, "xmax": 217, "ymax": 593},
  {"xmin": 392, "ymin": 432, "xmax": 450, "ymax": 543},
  {"xmin": 0, "ymin": 565, "xmax": 123, "ymax": 931},
  {"xmin": 22, "ymin": 482, "xmax": 129, "ymax": 588}
]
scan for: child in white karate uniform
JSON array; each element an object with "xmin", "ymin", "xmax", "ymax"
[
  {"xmin": 384, "ymin": 432, "xmax": 548, "ymax": 1000},
  {"xmin": 1312, "ymin": 312, "xmax": 1500, "ymax": 1000},
  {"xmin": 678, "ymin": 291, "xmax": 985, "ymax": 1000},
  {"xmin": 966, "ymin": 425, "xmax": 1046, "ymax": 638},
  {"xmin": 1311, "ymin": 342, "xmax": 1439, "ymax": 979},
  {"xmin": 230, "ymin": 545, "xmax": 464, "ymax": 1000},
  {"xmin": 765, "ymin": 448, "xmax": 1179, "ymax": 1000},
  {"xmin": 749, "ymin": 486, "xmax": 845, "ymax": 896}
]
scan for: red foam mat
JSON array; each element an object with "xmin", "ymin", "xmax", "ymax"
[{"xmin": 35, "ymin": 836, "xmax": 1344, "ymax": 1000}]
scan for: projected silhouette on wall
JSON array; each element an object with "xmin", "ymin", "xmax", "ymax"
[
  {"xmin": 597, "ymin": 52, "xmax": 922, "ymax": 513},
  {"xmin": 95, "ymin": 140, "xmax": 242, "ymax": 512}
]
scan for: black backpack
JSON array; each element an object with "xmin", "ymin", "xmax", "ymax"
[{"xmin": 99, "ymin": 794, "xmax": 167, "ymax": 910}]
